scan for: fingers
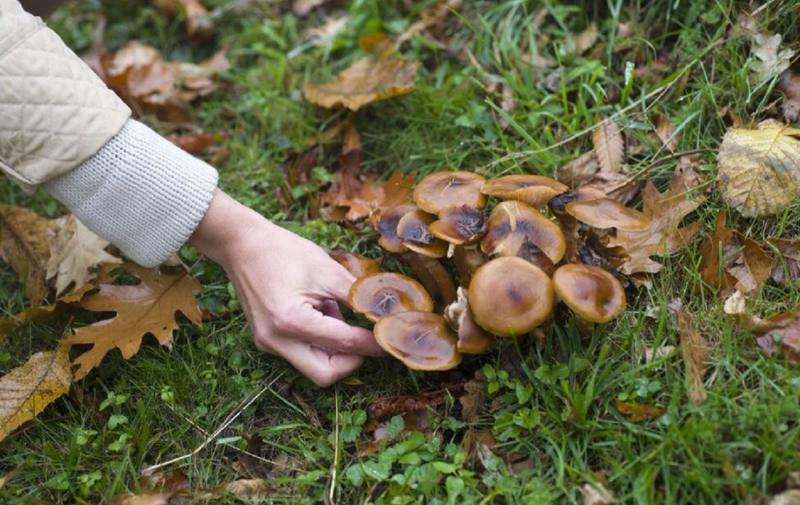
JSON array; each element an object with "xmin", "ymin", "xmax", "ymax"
[
  {"xmin": 297, "ymin": 304, "xmax": 386, "ymax": 357},
  {"xmin": 280, "ymin": 338, "xmax": 363, "ymax": 387},
  {"xmin": 319, "ymin": 299, "xmax": 344, "ymax": 320},
  {"xmin": 321, "ymin": 263, "xmax": 357, "ymax": 303}
]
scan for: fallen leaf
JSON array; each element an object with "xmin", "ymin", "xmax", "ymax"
[
  {"xmin": 397, "ymin": 0, "xmax": 463, "ymax": 46},
  {"xmin": 750, "ymin": 32, "xmax": 795, "ymax": 83},
  {"xmin": 698, "ymin": 212, "xmax": 772, "ymax": 295},
  {"xmin": 607, "ymin": 166, "xmax": 705, "ymax": 275},
  {"xmin": 770, "ymin": 490, "xmax": 800, "ymax": 505},
  {"xmin": 769, "ymin": 238, "xmax": 800, "ymax": 286},
  {"xmin": 557, "ymin": 151, "xmax": 601, "ymax": 188},
  {"xmin": 593, "ymin": 119, "xmax": 624, "ymax": 175},
  {"xmin": 46, "ymin": 215, "xmax": 121, "ymax": 297},
  {"xmin": 0, "ymin": 205, "xmax": 51, "ymax": 303},
  {"xmin": 459, "ymin": 370, "xmax": 486, "ymax": 422},
  {"xmin": 581, "ymin": 481, "xmax": 617, "ymax": 505},
  {"xmin": 292, "ymin": 0, "xmax": 328, "ymax": 16},
  {"xmin": 111, "ymin": 468, "xmax": 188, "ymax": 505},
  {"xmin": 614, "ymin": 400, "xmax": 666, "ymax": 422},
  {"xmin": 780, "ymin": 70, "xmax": 800, "ymax": 123},
  {"xmin": 0, "ymin": 282, "xmax": 98, "ymax": 341},
  {"xmin": 303, "ymin": 56, "xmax": 418, "ymax": 111},
  {"xmin": 643, "ymin": 345, "xmax": 676, "ymax": 363},
  {"xmin": 670, "ymin": 301, "xmax": 710, "ymax": 404},
  {"xmin": 65, "ymin": 264, "xmax": 202, "ymax": 381},
  {"xmin": 303, "ymin": 15, "xmax": 349, "ymax": 47},
  {"xmin": 367, "ymin": 385, "xmax": 463, "ymax": 424},
  {"xmin": 167, "ymin": 131, "xmax": 216, "ymax": 155},
  {"xmin": 0, "ymin": 468, "xmax": 16, "ymax": 490},
  {"xmin": 746, "ymin": 311, "xmax": 800, "ymax": 364},
  {"xmin": 654, "ymin": 113, "xmax": 679, "ymax": 152},
  {"xmin": 152, "ymin": 0, "xmax": 213, "ymax": 39},
  {"xmin": 572, "ymin": 21, "xmax": 599, "ymax": 55},
  {"xmin": 717, "ymin": 121, "xmax": 800, "ymax": 217},
  {"xmin": 215, "ymin": 479, "xmax": 270, "ymax": 500},
  {"xmin": 0, "ymin": 344, "xmax": 71, "ymax": 442}
]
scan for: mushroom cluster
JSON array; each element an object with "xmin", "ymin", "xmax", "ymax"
[{"xmin": 333, "ymin": 170, "xmax": 639, "ymax": 371}]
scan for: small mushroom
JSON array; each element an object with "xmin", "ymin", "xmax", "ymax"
[
  {"xmin": 481, "ymin": 174, "xmax": 568, "ymax": 208},
  {"xmin": 372, "ymin": 204, "xmax": 417, "ymax": 253},
  {"xmin": 429, "ymin": 205, "xmax": 487, "ymax": 245},
  {"xmin": 374, "ymin": 311, "xmax": 462, "ymax": 371},
  {"xmin": 396, "ymin": 210, "xmax": 448, "ymax": 258},
  {"xmin": 481, "ymin": 201, "xmax": 566, "ymax": 265},
  {"xmin": 329, "ymin": 250, "xmax": 381, "ymax": 278},
  {"xmin": 413, "ymin": 171, "xmax": 487, "ymax": 214},
  {"xmin": 565, "ymin": 198, "xmax": 649, "ymax": 231},
  {"xmin": 454, "ymin": 245, "xmax": 487, "ymax": 284},
  {"xmin": 468, "ymin": 257, "xmax": 554, "ymax": 337},
  {"xmin": 444, "ymin": 287, "xmax": 493, "ymax": 354},
  {"xmin": 403, "ymin": 253, "xmax": 457, "ymax": 306},
  {"xmin": 548, "ymin": 187, "xmax": 606, "ymax": 214},
  {"xmin": 348, "ymin": 272, "xmax": 433, "ymax": 322},
  {"xmin": 552, "ymin": 263, "xmax": 626, "ymax": 323}
]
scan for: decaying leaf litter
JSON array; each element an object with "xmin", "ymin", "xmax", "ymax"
[{"xmin": 3, "ymin": 0, "xmax": 800, "ymax": 503}]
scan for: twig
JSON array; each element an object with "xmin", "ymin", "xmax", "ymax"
[
  {"xmin": 607, "ymin": 147, "xmax": 716, "ymax": 192},
  {"xmin": 142, "ymin": 372, "xmax": 283, "ymax": 474}
]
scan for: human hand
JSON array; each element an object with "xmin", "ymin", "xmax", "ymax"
[{"xmin": 190, "ymin": 190, "xmax": 384, "ymax": 386}]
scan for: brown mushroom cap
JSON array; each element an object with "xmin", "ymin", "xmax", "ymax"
[
  {"xmin": 429, "ymin": 205, "xmax": 487, "ymax": 245},
  {"xmin": 372, "ymin": 205, "xmax": 417, "ymax": 253},
  {"xmin": 444, "ymin": 287, "xmax": 493, "ymax": 354},
  {"xmin": 565, "ymin": 198, "xmax": 649, "ymax": 231},
  {"xmin": 374, "ymin": 311, "xmax": 462, "ymax": 371},
  {"xmin": 552, "ymin": 264, "xmax": 626, "ymax": 323},
  {"xmin": 329, "ymin": 250, "xmax": 381, "ymax": 278},
  {"xmin": 468, "ymin": 257, "xmax": 554, "ymax": 337},
  {"xmin": 396, "ymin": 210, "xmax": 448, "ymax": 258},
  {"xmin": 348, "ymin": 273, "xmax": 433, "ymax": 322},
  {"xmin": 403, "ymin": 253, "xmax": 457, "ymax": 306},
  {"xmin": 481, "ymin": 175, "xmax": 569, "ymax": 208},
  {"xmin": 481, "ymin": 201, "xmax": 566, "ymax": 264},
  {"xmin": 413, "ymin": 171, "xmax": 487, "ymax": 214}
]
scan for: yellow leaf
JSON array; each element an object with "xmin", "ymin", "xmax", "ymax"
[
  {"xmin": 303, "ymin": 57, "xmax": 418, "ymax": 111},
  {"xmin": 717, "ymin": 121, "xmax": 800, "ymax": 217},
  {"xmin": 0, "ymin": 345, "xmax": 71, "ymax": 442},
  {"xmin": 0, "ymin": 205, "xmax": 51, "ymax": 303},
  {"xmin": 65, "ymin": 264, "xmax": 202, "ymax": 381}
]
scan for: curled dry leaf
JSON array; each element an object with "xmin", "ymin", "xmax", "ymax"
[
  {"xmin": 607, "ymin": 167, "xmax": 705, "ymax": 275},
  {"xmin": 670, "ymin": 301, "xmax": 710, "ymax": 404},
  {"xmin": 725, "ymin": 298, "xmax": 800, "ymax": 364},
  {"xmin": 780, "ymin": 70, "xmax": 800, "ymax": 123},
  {"xmin": 614, "ymin": 400, "xmax": 665, "ymax": 422},
  {"xmin": 0, "ymin": 344, "xmax": 71, "ymax": 442},
  {"xmin": 592, "ymin": 119, "xmax": 624, "ymax": 175},
  {"xmin": 367, "ymin": 386, "xmax": 462, "ymax": 423},
  {"xmin": 769, "ymin": 238, "xmax": 800, "ymax": 286},
  {"xmin": 0, "ymin": 204, "xmax": 51, "ymax": 303},
  {"xmin": 717, "ymin": 121, "xmax": 800, "ymax": 217},
  {"xmin": 303, "ymin": 57, "xmax": 419, "ymax": 111},
  {"xmin": 304, "ymin": 15, "xmax": 349, "ymax": 47},
  {"xmin": 66, "ymin": 264, "xmax": 202, "ymax": 381},
  {"xmin": 47, "ymin": 215, "xmax": 121, "ymax": 296}
]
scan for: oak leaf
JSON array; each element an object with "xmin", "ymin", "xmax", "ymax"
[
  {"xmin": 0, "ymin": 344, "xmax": 71, "ymax": 442},
  {"xmin": 303, "ymin": 57, "xmax": 419, "ymax": 111},
  {"xmin": 607, "ymin": 167, "xmax": 705, "ymax": 275},
  {"xmin": 0, "ymin": 205, "xmax": 51, "ymax": 304},
  {"xmin": 65, "ymin": 264, "xmax": 202, "ymax": 381},
  {"xmin": 717, "ymin": 121, "xmax": 800, "ymax": 217},
  {"xmin": 47, "ymin": 215, "xmax": 121, "ymax": 296}
]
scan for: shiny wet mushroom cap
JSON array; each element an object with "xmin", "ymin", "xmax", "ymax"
[
  {"xmin": 413, "ymin": 171, "xmax": 487, "ymax": 214},
  {"xmin": 552, "ymin": 263, "xmax": 626, "ymax": 323},
  {"xmin": 481, "ymin": 201, "xmax": 566, "ymax": 264},
  {"xmin": 429, "ymin": 205, "xmax": 487, "ymax": 245},
  {"xmin": 396, "ymin": 210, "xmax": 448, "ymax": 258},
  {"xmin": 372, "ymin": 204, "xmax": 417, "ymax": 253},
  {"xmin": 348, "ymin": 272, "xmax": 433, "ymax": 322},
  {"xmin": 329, "ymin": 250, "xmax": 381, "ymax": 278},
  {"xmin": 374, "ymin": 311, "xmax": 462, "ymax": 370},
  {"xmin": 565, "ymin": 197, "xmax": 649, "ymax": 231},
  {"xmin": 481, "ymin": 175, "xmax": 569, "ymax": 208},
  {"xmin": 468, "ymin": 257, "xmax": 554, "ymax": 337},
  {"xmin": 444, "ymin": 287, "xmax": 493, "ymax": 354}
]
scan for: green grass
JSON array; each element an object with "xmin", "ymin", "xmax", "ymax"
[{"xmin": 2, "ymin": 0, "xmax": 800, "ymax": 503}]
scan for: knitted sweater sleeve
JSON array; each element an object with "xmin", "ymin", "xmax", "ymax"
[{"xmin": 44, "ymin": 119, "xmax": 219, "ymax": 267}]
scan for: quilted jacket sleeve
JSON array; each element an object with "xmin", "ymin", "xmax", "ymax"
[{"xmin": 0, "ymin": 0, "xmax": 130, "ymax": 190}]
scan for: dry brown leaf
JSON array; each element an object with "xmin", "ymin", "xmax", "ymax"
[
  {"xmin": 581, "ymin": 481, "xmax": 617, "ymax": 505},
  {"xmin": 698, "ymin": 212, "xmax": 773, "ymax": 296},
  {"xmin": 725, "ymin": 302, "xmax": 800, "ymax": 364},
  {"xmin": 751, "ymin": 32, "xmax": 795, "ymax": 83},
  {"xmin": 65, "ymin": 264, "xmax": 202, "ymax": 381},
  {"xmin": 670, "ymin": 301, "xmax": 710, "ymax": 404},
  {"xmin": 592, "ymin": 119, "xmax": 624, "ymax": 174},
  {"xmin": 572, "ymin": 21, "xmax": 599, "ymax": 55},
  {"xmin": 214, "ymin": 479, "xmax": 270, "ymax": 500},
  {"xmin": 0, "ymin": 344, "xmax": 71, "ymax": 442},
  {"xmin": 304, "ymin": 15, "xmax": 349, "ymax": 47},
  {"xmin": 717, "ymin": 121, "xmax": 800, "ymax": 217},
  {"xmin": 152, "ymin": 0, "xmax": 213, "ymax": 39},
  {"xmin": 780, "ymin": 70, "xmax": 800, "ymax": 123},
  {"xmin": 397, "ymin": 0, "xmax": 463, "ymax": 46},
  {"xmin": 607, "ymin": 167, "xmax": 705, "ymax": 275},
  {"xmin": 654, "ymin": 113, "xmax": 679, "ymax": 152},
  {"xmin": 0, "ymin": 205, "xmax": 51, "ymax": 303},
  {"xmin": 111, "ymin": 468, "xmax": 188, "ymax": 505},
  {"xmin": 0, "ymin": 282, "xmax": 98, "ymax": 342},
  {"xmin": 770, "ymin": 238, "xmax": 800, "ymax": 286},
  {"xmin": 303, "ymin": 57, "xmax": 418, "ymax": 111},
  {"xmin": 557, "ymin": 151, "xmax": 601, "ymax": 187},
  {"xmin": 46, "ymin": 215, "xmax": 121, "ymax": 297},
  {"xmin": 459, "ymin": 370, "xmax": 486, "ymax": 422},
  {"xmin": 292, "ymin": 0, "xmax": 328, "ymax": 16},
  {"xmin": 614, "ymin": 400, "xmax": 666, "ymax": 422}
]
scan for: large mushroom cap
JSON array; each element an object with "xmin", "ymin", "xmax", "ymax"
[
  {"xmin": 374, "ymin": 311, "xmax": 462, "ymax": 370},
  {"xmin": 481, "ymin": 201, "xmax": 566, "ymax": 264},
  {"xmin": 372, "ymin": 204, "xmax": 417, "ymax": 253},
  {"xmin": 348, "ymin": 273, "xmax": 433, "ymax": 322},
  {"xmin": 396, "ymin": 210, "xmax": 448, "ymax": 258},
  {"xmin": 481, "ymin": 175, "xmax": 569, "ymax": 208},
  {"xmin": 468, "ymin": 257, "xmax": 554, "ymax": 337},
  {"xmin": 413, "ymin": 171, "xmax": 487, "ymax": 214},
  {"xmin": 565, "ymin": 197, "xmax": 649, "ymax": 231},
  {"xmin": 552, "ymin": 264, "xmax": 626, "ymax": 323},
  {"xmin": 444, "ymin": 287, "xmax": 493, "ymax": 354},
  {"xmin": 429, "ymin": 205, "xmax": 487, "ymax": 245},
  {"xmin": 329, "ymin": 250, "xmax": 381, "ymax": 278}
]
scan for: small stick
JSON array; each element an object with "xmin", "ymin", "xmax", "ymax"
[{"xmin": 607, "ymin": 148, "xmax": 715, "ymax": 192}]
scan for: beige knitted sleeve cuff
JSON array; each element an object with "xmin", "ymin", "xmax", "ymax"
[{"xmin": 44, "ymin": 119, "xmax": 219, "ymax": 267}]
